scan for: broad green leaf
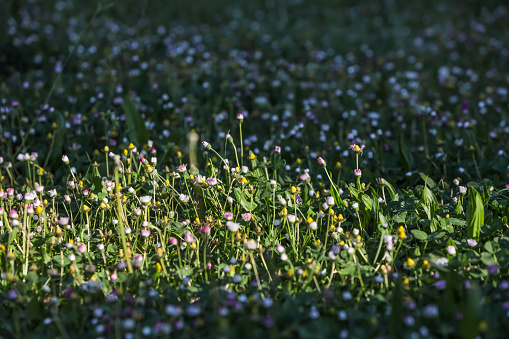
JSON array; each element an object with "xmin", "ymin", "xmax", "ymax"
[
  {"xmin": 411, "ymin": 229, "xmax": 428, "ymax": 241},
  {"xmin": 466, "ymin": 187, "xmax": 484, "ymax": 241}
]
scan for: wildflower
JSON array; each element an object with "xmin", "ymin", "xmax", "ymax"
[
  {"xmin": 354, "ymin": 169, "xmax": 362, "ymax": 177},
  {"xmin": 287, "ymin": 214, "xmax": 296, "ymax": 223},
  {"xmin": 176, "ymin": 164, "xmax": 187, "ymax": 173},
  {"xmin": 467, "ymin": 239, "xmax": 478, "ymax": 247},
  {"xmin": 77, "ymin": 243, "xmax": 86, "ymax": 253},
  {"xmin": 62, "ymin": 155, "xmax": 69, "ymax": 164},
  {"xmin": 140, "ymin": 196, "xmax": 151, "ymax": 204},
  {"xmin": 224, "ymin": 212, "xmax": 234, "ymax": 220},
  {"xmin": 184, "ymin": 233, "xmax": 194, "ymax": 243},
  {"xmin": 446, "ymin": 245, "xmax": 456, "ymax": 255},
  {"xmin": 202, "ymin": 141, "xmax": 211, "ymax": 150},
  {"xmin": 244, "ymin": 239, "xmax": 258, "ymax": 250},
  {"xmin": 407, "ymin": 258, "xmax": 416, "ymax": 268},
  {"xmin": 141, "ymin": 229, "xmax": 151, "ymax": 237},
  {"xmin": 309, "ymin": 221, "xmax": 318, "ymax": 230},
  {"xmin": 317, "ymin": 157, "xmax": 326, "ymax": 167},
  {"xmin": 459, "ymin": 186, "xmax": 467, "ymax": 195},
  {"xmin": 326, "ymin": 196, "xmax": 335, "ymax": 207},
  {"xmin": 178, "ymin": 194, "xmax": 190, "ymax": 203},
  {"xmin": 300, "ymin": 173, "xmax": 311, "ymax": 182},
  {"xmin": 241, "ymin": 213, "xmax": 253, "ymax": 222},
  {"xmin": 9, "ymin": 210, "xmax": 18, "ymax": 219},
  {"xmin": 237, "ymin": 113, "xmax": 244, "ymax": 122},
  {"xmin": 434, "ymin": 257, "xmax": 449, "ymax": 267},
  {"xmin": 206, "ymin": 177, "xmax": 217, "ymax": 186},
  {"xmin": 274, "ymin": 146, "xmax": 281, "ymax": 153},
  {"xmin": 349, "ymin": 144, "xmax": 365, "ymax": 154},
  {"xmin": 226, "ymin": 221, "xmax": 240, "ymax": 232}
]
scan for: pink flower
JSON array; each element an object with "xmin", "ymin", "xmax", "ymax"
[
  {"xmin": 354, "ymin": 169, "xmax": 362, "ymax": 177},
  {"xmin": 206, "ymin": 177, "xmax": 217, "ymax": 186},
  {"xmin": 199, "ymin": 226, "xmax": 211, "ymax": 234},
  {"xmin": 237, "ymin": 113, "xmax": 244, "ymax": 121},
  {"xmin": 177, "ymin": 164, "xmax": 187, "ymax": 173},
  {"xmin": 184, "ymin": 233, "xmax": 194, "ymax": 243},
  {"xmin": 300, "ymin": 173, "xmax": 310, "ymax": 181},
  {"xmin": 224, "ymin": 212, "xmax": 234, "ymax": 220},
  {"xmin": 202, "ymin": 141, "xmax": 211, "ymax": 149},
  {"xmin": 141, "ymin": 229, "xmax": 151, "ymax": 237},
  {"xmin": 169, "ymin": 237, "xmax": 178, "ymax": 245},
  {"xmin": 317, "ymin": 157, "xmax": 326, "ymax": 167},
  {"xmin": 274, "ymin": 146, "xmax": 281, "ymax": 153},
  {"xmin": 9, "ymin": 210, "xmax": 18, "ymax": 219},
  {"xmin": 77, "ymin": 243, "xmax": 86, "ymax": 253},
  {"xmin": 241, "ymin": 213, "xmax": 253, "ymax": 222}
]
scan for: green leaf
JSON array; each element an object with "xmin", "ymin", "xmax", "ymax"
[
  {"xmin": 411, "ymin": 229, "xmax": 428, "ymax": 241},
  {"xmin": 420, "ymin": 173, "xmax": 436, "ymax": 188},
  {"xmin": 466, "ymin": 188, "xmax": 484, "ymax": 241},
  {"xmin": 123, "ymin": 96, "xmax": 149, "ymax": 146},
  {"xmin": 398, "ymin": 130, "xmax": 412, "ymax": 171},
  {"xmin": 234, "ymin": 188, "xmax": 258, "ymax": 211},
  {"xmin": 330, "ymin": 182, "xmax": 345, "ymax": 208},
  {"xmin": 383, "ymin": 179, "xmax": 398, "ymax": 201}
]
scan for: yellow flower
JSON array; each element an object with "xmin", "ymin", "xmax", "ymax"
[
  {"xmin": 82, "ymin": 205, "xmax": 90, "ymax": 213},
  {"xmin": 423, "ymin": 260, "xmax": 430, "ymax": 269},
  {"xmin": 306, "ymin": 217, "xmax": 313, "ymax": 224},
  {"xmin": 35, "ymin": 206, "xmax": 43, "ymax": 214},
  {"xmin": 248, "ymin": 152, "xmax": 256, "ymax": 160},
  {"xmin": 407, "ymin": 258, "xmax": 416, "ymax": 268},
  {"xmin": 240, "ymin": 177, "xmax": 248, "ymax": 185},
  {"xmin": 403, "ymin": 278, "xmax": 409, "ymax": 285},
  {"xmin": 104, "ymin": 146, "xmax": 109, "ymax": 152},
  {"xmin": 128, "ymin": 143, "xmax": 135, "ymax": 150},
  {"xmin": 0, "ymin": 244, "xmax": 5, "ymax": 252}
]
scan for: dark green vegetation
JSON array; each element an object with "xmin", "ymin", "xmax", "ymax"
[{"xmin": 1, "ymin": 0, "xmax": 509, "ymax": 338}]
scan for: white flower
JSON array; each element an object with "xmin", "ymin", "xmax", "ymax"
[
  {"xmin": 178, "ymin": 194, "xmax": 190, "ymax": 203},
  {"xmin": 446, "ymin": 245, "xmax": 456, "ymax": 255},
  {"xmin": 434, "ymin": 257, "xmax": 449, "ymax": 267},
  {"xmin": 140, "ymin": 196, "xmax": 151, "ymax": 204},
  {"xmin": 467, "ymin": 239, "xmax": 478, "ymax": 247},
  {"xmin": 244, "ymin": 239, "xmax": 258, "ymax": 250},
  {"xmin": 226, "ymin": 221, "xmax": 240, "ymax": 232},
  {"xmin": 309, "ymin": 221, "xmax": 317, "ymax": 230}
]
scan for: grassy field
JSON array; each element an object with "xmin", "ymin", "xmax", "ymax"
[{"xmin": 1, "ymin": 0, "xmax": 509, "ymax": 338}]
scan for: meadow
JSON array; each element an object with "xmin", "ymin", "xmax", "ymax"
[{"xmin": 1, "ymin": 0, "xmax": 509, "ymax": 338}]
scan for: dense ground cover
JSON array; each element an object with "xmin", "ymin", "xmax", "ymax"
[{"xmin": 1, "ymin": 0, "xmax": 509, "ymax": 337}]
